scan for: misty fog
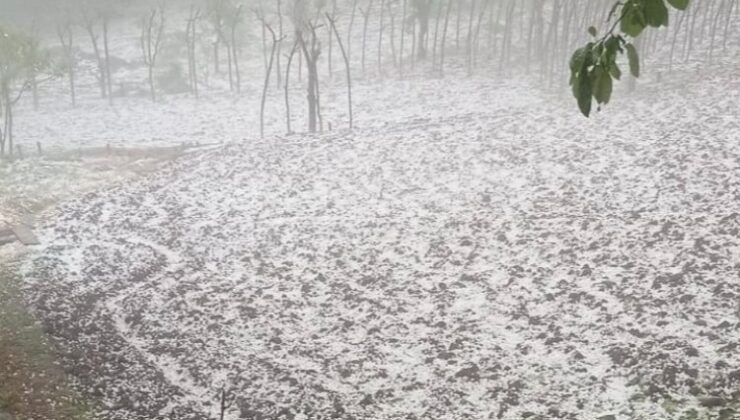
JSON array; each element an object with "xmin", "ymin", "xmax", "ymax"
[{"xmin": 0, "ymin": 0, "xmax": 738, "ymax": 419}]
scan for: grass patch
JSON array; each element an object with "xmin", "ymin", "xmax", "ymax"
[{"xmin": 0, "ymin": 261, "xmax": 94, "ymax": 420}]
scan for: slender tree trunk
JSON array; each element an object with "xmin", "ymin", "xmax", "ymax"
[
  {"xmin": 260, "ymin": 24, "xmax": 279, "ymax": 139},
  {"xmin": 708, "ymin": 0, "xmax": 725, "ymax": 63},
  {"xmin": 465, "ymin": 0, "xmax": 477, "ymax": 75},
  {"xmin": 378, "ymin": 0, "xmax": 386, "ymax": 77},
  {"xmin": 58, "ymin": 24, "xmax": 76, "ymax": 107},
  {"xmin": 361, "ymin": 1, "xmax": 374, "ymax": 77},
  {"xmin": 103, "ymin": 18, "xmax": 113, "ymax": 104},
  {"xmin": 226, "ymin": 40, "xmax": 234, "ymax": 91},
  {"xmin": 431, "ymin": 0, "xmax": 443, "ymax": 70},
  {"xmin": 285, "ymin": 40, "xmax": 298, "ymax": 134},
  {"xmin": 389, "ymin": 1, "xmax": 398, "ymax": 68},
  {"xmin": 348, "ymin": 0, "xmax": 359, "ymax": 63},
  {"xmin": 231, "ymin": 24, "xmax": 241, "ymax": 93},
  {"xmin": 439, "ymin": 0, "xmax": 453, "ymax": 75},
  {"xmin": 669, "ymin": 8, "xmax": 687, "ymax": 72},
  {"xmin": 328, "ymin": 14, "xmax": 354, "ymax": 129},
  {"xmin": 276, "ymin": 0, "xmax": 284, "ymax": 89},
  {"xmin": 722, "ymin": 0, "xmax": 735, "ymax": 50},
  {"xmin": 411, "ymin": 18, "xmax": 417, "ymax": 68},
  {"xmin": 399, "ymin": 0, "xmax": 407, "ymax": 77},
  {"xmin": 472, "ymin": 0, "xmax": 490, "ymax": 70},
  {"xmin": 455, "ymin": 0, "xmax": 462, "ymax": 54},
  {"xmin": 85, "ymin": 22, "xmax": 107, "ymax": 99},
  {"xmin": 417, "ymin": 1, "xmax": 430, "ymax": 59},
  {"xmin": 214, "ymin": 39, "xmax": 220, "ymax": 74}
]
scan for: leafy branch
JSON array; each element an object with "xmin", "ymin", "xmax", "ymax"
[{"xmin": 570, "ymin": 0, "xmax": 690, "ymax": 117}]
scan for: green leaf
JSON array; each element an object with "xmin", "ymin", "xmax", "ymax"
[
  {"xmin": 626, "ymin": 43, "xmax": 640, "ymax": 78},
  {"xmin": 594, "ymin": 67, "xmax": 613, "ymax": 104},
  {"xmin": 645, "ymin": 0, "xmax": 670, "ymax": 27},
  {"xmin": 621, "ymin": 6, "xmax": 647, "ymax": 38},
  {"xmin": 667, "ymin": 0, "xmax": 690, "ymax": 10},
  {"xmin": 588, "ymin": 26, "xmax": 598, "ymax": 37},
  {"xmin": 570, "ymin": 46, "xmax": 589, "ymax": 73},
  {"xmin": 609, "ymin": 62, "xmax": 622, "ymax": 80},
  {"xmin": 575, "ymin": 68, "xmax": 593, "ymax": 117}
]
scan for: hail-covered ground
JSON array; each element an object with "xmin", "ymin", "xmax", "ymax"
[{"xmin": 16, "ymin": 52, "xmax": 740, "ymax": 420}]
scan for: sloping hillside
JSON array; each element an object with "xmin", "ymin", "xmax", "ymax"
[{"xmin": 20, "ymin": 70, "xmax": 740, "ymax": 420}]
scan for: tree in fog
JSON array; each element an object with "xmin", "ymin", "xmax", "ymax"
[
  {"xmin": 185, "ymin": 5, "xmax": 203, "ymax": 99},
  {"xmin": 140, "ymin": 5, "xmax": 166, "ymax": 102},
  {"xmin": 291, "ymin": 0, "xmax": 325, "ymax": 133},
  {"xmin": 208, "ymin": 0, "xmax": 245, "ymax": 93},
  {"xmin": 57, "ymin": 15, "xmax": 77, "ymax": 107},
  {"xmin": 412, "ymin": 0, "xmax": 433, "ymax": 59},
  {"xmin": 80, "ymin": 1, "xmax": 116, "ymax": 104},
  {"xmin": 0, "ymin": 26, "xmax": 49, "ymax": 158}
]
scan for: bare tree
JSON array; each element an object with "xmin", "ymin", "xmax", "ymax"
[
  {"xmin": 82, "ymin": 10, "xmax": 108, "ymax": 99},
  {"xmin": 284, "ymin": 39, "xmax": 299, "ymax": 133},
  {"xmin": 258, "ymin": 17, "xmax": 283, "ymax": 138},
  {"xmin": 378, "ymin": 0, "xmax": 387, "ymax": 76},
  {"xmin": 327, "ymin": 13, "xmax": 354, "ymax": 129},
  {"xmin": 347, "ymin": 0, "xmax": 360, "ymax": 63},
  {"xmin": 399, "ymin": 0, "xmax": 407, "ymax": 77},
  {"xmin": 102, "ymin": 15, "xmax": 113, "ymax": 104},
  {"xmin": 439, "ymin": 0, "xmax": 453, "ymax": 75},
  {"xmin": 360, "ymin": 0, "xmax": 375, "ymax": 77},
  {"xmin": 292, "ymin": 0, "xmax": 323, "ymax": 133},
  {"xmin": 276, "ymin": 0, "xmax": 285, "ymax": 89},
  {"xmin": 186, "ymin": 5, "xmax": 203, "ymax": 98},
  {"xmin": 228, "ymin": 5, "xmax": 244, "ymax": 93},
  {"xmin": 57, "ymin": 18, "xmax": 77, "ymax": 106},
  {"xmin": 413, "ymin": 0, "xmax": 432, "ymax": 60},
  {"xmin": 140, "ymin": 5, "xmax": 166, "ymax": 102}
]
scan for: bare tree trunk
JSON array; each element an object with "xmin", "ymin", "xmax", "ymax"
[
  {"xmin": 186, "ymin": 7, "xmax": 201, "ymax": 98},
  {"xmin": 348, "ymin": 0, "xmax": 359, "ymax": 62},
  {"xmin": 378, "ymin": 0, "xmax": 386, "ymax": 77},
  {"xmin": 685, "ymin": 1, "xmax": 699, "ymax": 62},
  {"xmin": 431, "ymin": 0, "xmax": 443, "ymax": 71},
  {"xmin": 708, "ymin": 0, "xmax": 725, "ymax": 63},
  {"xmin": 669, "ymin": 7, "xmax": 687, "ymax": 72},
  {"xmin": 388, "ymin": 1, "xmax": 398, "ymax": 68},
  {"xmin": 140, "ymin": 6, "xmax": 166, "ymax": 102},
  {"xmin": 361, "ymin": 1, "xmax": 374, "ymax": 78},
  {"xmin": 465, "ymin": 0, "xmax": 477, "ymax": 75},
  {"xmin": 416, "ymin": 0, "xmax": 431, "ymax": 60},
  {"xmin": 722, "ymin": 0, "xmax": 736, "ymax": 50},
  {"xmin": 399, "ymin": 0, "xmax": 407, "ymax": 77},
  {"xmin": 471, "ymin": 0, "xmax": 489, "ymax": 70},
  {"xmin": 226, "ymin": 40, "xmax": 234, "ymax": 91},
  {"xmin": 260, "ymin": 22, "xmax": 279, "ymax": 139},
  {"xmin": 298, "ymin": 27, "xmax": 321, "ymax": 133},
  {"xmin": 214, "ymin": 39, "xmax": 221, "ymax": 74},
  {"xmin": 103, "ymin": 17, "xmax": 113, "ymax": 104},
  {"xmin": 276, "ymin": 0, "xmax": 284, "ymax": 89},
  {"xmin": 439, "ymin": 0, "xmax": 453, "ymax": 75},
  {"xmin": 2, "ymin": 86, "xmax": 13, "ymax": 159},
  {"xmin": 455, "ymin": 0, "xmax": 462, "ymax": 53},
  {"xmin": 230, "ymin": 8, "xmax": 243, "ymax": 94},
  {"xmin": 83, "ymin": 15, "xmax": 107, "ymax": 99},
  {"xmin": 57, "ymin": 22, "xmax": 76, "ymax": 107},
  {"xmin": 411, "ymin": 18, "xmax": 417, "ymax": 68},
  {"xmin": 327, "ymin": 14, "xmax": 354, "ymax": 129},
  {"xmin": 285, "ymin": 40, "xmax": 298, "ymax": 134}
]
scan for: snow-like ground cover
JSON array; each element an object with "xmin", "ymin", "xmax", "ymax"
[{"xmin": 18, "ymin": 61, "xmax": 740, "ymax": 420}]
